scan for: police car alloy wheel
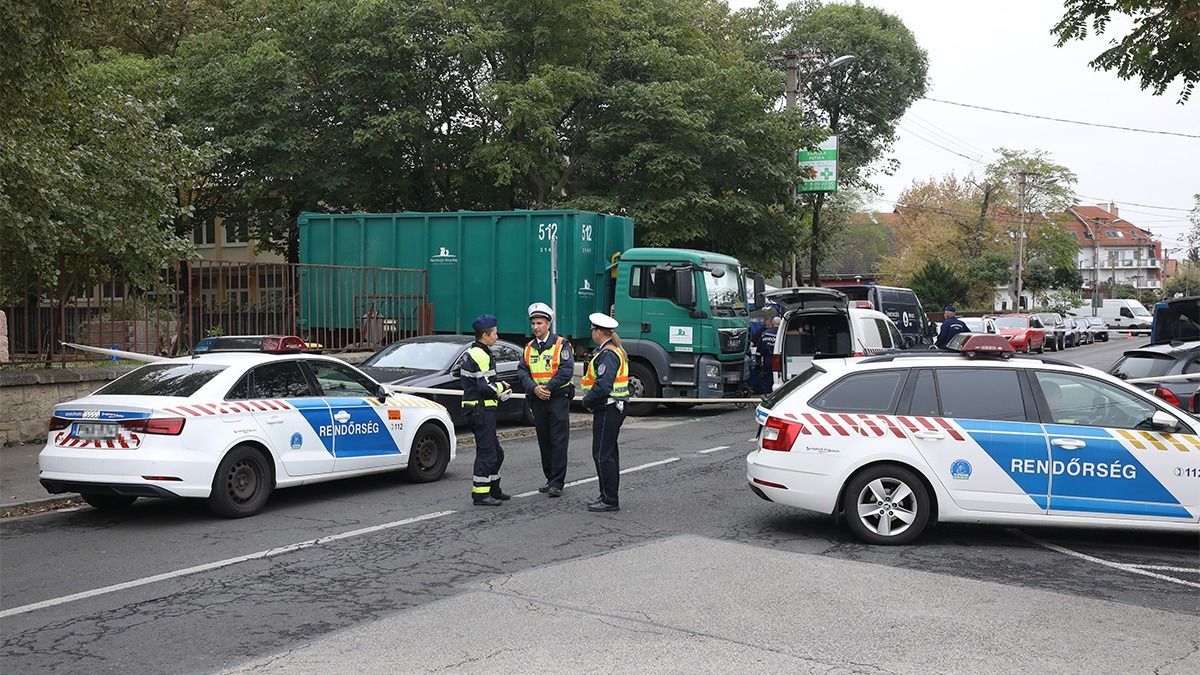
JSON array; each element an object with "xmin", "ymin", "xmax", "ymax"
[
  {"xmin": 209, "ymin": 445, "xmax": 273, "ymax": 518},
  {"xmin": 404, "ymin": 424, "xmax": 450, "ymax": 483},
  {"xmin": 80, "ymin": 493, "xmax": 138, "ymax": 511},
  {"xmin": 842, "ymin": 464, "xmax": 931, "ymax": 545}
]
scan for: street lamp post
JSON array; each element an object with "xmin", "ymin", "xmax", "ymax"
[{"xmin": 771, "ymin": 52, "xmax": 856, "ymax": 287}]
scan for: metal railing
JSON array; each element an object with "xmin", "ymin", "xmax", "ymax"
[{"xmin": 2, "ymin": 261, "xmax": 430, "ymax": 364}]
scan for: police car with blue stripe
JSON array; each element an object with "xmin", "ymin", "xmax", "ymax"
[
  {"xmin": 748, "ymin": 334, "xmax": 1199, "ymax": 544},
  {"xmin": 40, "ymin": 337, "xmax": 455, "ymax": 517}
]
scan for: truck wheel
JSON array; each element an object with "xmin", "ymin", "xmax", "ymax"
[
  {"xmin": 842, "ymin": 464, "xmax": 931, "ymax": 545},
  {"xmin": 625, "ymin": 361, "xmax": 659, "ymax": 416}
]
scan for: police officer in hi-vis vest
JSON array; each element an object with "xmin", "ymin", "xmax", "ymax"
[
  {"xmin": 517, "ymin": 302, "xmax": 575, "ymax": 497},
  {"xmin": 459, "ymin": 314, "xmax": 513, "ymax": 506},
  {"xmin": 581, "ymin": 312, "xmax": 629, "ymax": 512}
]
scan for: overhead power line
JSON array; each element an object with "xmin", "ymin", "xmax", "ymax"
[{"xmin": 923, "ymin": 97, "xmax": 1200, "ymax": 139}]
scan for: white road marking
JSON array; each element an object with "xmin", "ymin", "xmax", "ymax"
[
  {"xmin": 516, "ymin": 457, "xmax": 682, "ymax": 497},
  {"xmin": 698, "ymin": 445, "xmax": 731, "ymax": 454},
  {"xmin": 0, "ymin": 510, "xmax": 456, "ymax": 619},
  {"xmin": 1012, "ymin": 530, "xmax": 1200, "ymax": 589},
  {"xmin": 513, "ymin": 489, "xmax": 542, "ymax": 498},
  {"xmin": 1126, "ymin": 564, "xmax": 1200, "ymax": 574},
  {"xmin": 747, "ymin": 438, "xmax": 758, "ymax": 443}
]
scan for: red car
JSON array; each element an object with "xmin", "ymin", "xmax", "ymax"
[{"xmin": 993, "ymin": 314, "xmax": 1047, "ymax": 353}]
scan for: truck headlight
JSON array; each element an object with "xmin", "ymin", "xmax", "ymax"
[{"xmin": 705, "ymin": 364, "xmax": 721, "ymax": 379}]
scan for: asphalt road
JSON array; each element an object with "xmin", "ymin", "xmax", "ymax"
[{"xmin": 2, "ymin": 338, "xmax": 1196, "ymax": 673}]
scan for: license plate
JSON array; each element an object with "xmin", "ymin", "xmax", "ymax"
[{"xmin": 75, "ymin": 422, "xmax": 117, "ymax": 440}]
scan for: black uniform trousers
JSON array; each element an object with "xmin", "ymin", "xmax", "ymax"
[
  {"xmin": 469, "ymin": 408, "xmax": 504, "ymax": 496},
  {"xmin": 591, "ymin": 402, "xmax": 625, "ymax": 506},
  {"xmin": 531, "ymin": 387, "xmax": 572, "ymax": 489}
]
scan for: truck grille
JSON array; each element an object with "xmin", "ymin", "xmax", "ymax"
[{"xmin": 718, "ymin": 328, "xmax": 748, "ymax": 354}]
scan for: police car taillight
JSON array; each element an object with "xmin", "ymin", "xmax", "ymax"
[
  {"xmin": 119, "ymin": 417, "xmax": 186, "ymax": 435},
  {"xmin": 762, "ymin": 416, "xmax": 802, "ymax": 451},
  {"xmin": 261, "ymin": 335, "xmax": 307, "ymax": 353},
  {"xmin": 48, "ymin": 416, "xmax": 72, "ymax": 431}
]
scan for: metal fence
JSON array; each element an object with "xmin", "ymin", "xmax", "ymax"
[{"xmin": 2, "ymin": 261, "xmax": 430, "ymax": 364}]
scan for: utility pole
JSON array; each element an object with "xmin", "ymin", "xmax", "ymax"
[
  {"xmin": 1012, "ymin": 172, "xmax": 1029, "ymax": 310},
  {"xmin": 1087, "ymin": 216, "xmax": 1104, "ymax": 315}
]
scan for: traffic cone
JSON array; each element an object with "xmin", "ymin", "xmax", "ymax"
[{"xmin": 1126, "ymin": 330, "xmax": 1133, "ymax": 340}]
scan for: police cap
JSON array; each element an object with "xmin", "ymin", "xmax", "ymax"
[
  {"xmin": 589, "ymin": 312, "xmax": 619, "ymax": 330},
  {"xmin": 528, "ymin": 302, "xmax": 554, "ymax": 321},
  {"xmin": 472, "ymin": 314, "xmax": 498, "ymax": 333}
]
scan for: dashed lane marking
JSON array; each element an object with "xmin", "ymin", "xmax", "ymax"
[
  {"xmin": 699, "ymin": 445, "xmax": 731, "ymax": 454},
  {"xmin": 1126, "ymin": 564, "xmax": 1200, "ymax": 574},
  {"xmin": 516, "ymin": 458, "xmax": 682, "ymax": 498},
  {"xmin": 0, "ymin": 510, "xmax": 456, "ymax": 619},
  {"xmin": 1011, "ymin": 529, "xmax": 1200, "ymax": 589}
]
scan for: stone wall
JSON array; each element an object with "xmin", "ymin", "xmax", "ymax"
[
  {"xmin": 0, "ymin": 310, "xmax": 8, "ymax": 362},
  {"xmin": 0, "ymin": 366, "xmax": 137, "ymax": 446}
]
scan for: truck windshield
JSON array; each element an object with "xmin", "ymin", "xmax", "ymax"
[{"xmin": 705, "ymin": 264, "xmax": 746, "ymax": 316}]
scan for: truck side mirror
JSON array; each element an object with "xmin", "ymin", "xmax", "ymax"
[
  {"xmin": 675, "ymin": 269, "xmax": 696, "ymax": 307},
  {"xmin": 753, "ymin": 273, "xmax": 766, "ymax": 308}
]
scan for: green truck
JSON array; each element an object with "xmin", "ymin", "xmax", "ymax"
[{"xmin": 298, "ymin": 210, "xmax": 750, "ymax": 414}]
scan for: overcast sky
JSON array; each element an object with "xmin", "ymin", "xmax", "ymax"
[{"xmin": 731, "ymin": 0, "xmax": 1198, "ymax": 255}]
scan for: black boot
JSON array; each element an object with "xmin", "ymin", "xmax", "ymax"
[
  {"xmin": 473, "ymin": 494, "xmax": 503, "ymax": 506},
  {"xmin": 490, "ymin": 479, "xmax": 511, "ymax": 501}
]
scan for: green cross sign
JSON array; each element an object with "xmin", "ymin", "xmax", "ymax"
[{"xmin": 797, "ymin": 136, "xmax": 839, "ymax": 194}]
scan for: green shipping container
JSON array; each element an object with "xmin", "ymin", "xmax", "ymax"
[{"xmin": 298, "ymin": 210, "xmax": 634, "ymax": 339}]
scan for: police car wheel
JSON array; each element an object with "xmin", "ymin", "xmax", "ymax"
[
  {"xmin": 208, "ymin": 445, "xmax": 273, "ymax": 518},
  {"xmin": 404, "ymin": 423, "xmax": 450, "ymax": 483},
  {"xmin": 81, "ymin": 493, "xmax": 137, "ymax": 511},
  {"xmin": 842, "ymin": 465, "xmax": 930, "ymax": 545}
]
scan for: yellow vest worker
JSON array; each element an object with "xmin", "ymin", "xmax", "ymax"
[
  {"xmin": 517, "ymin": 302, "xmax": 575, "ymax": 497},
  {"xmin": 458, "ymin": 314, "xmax": 512, "ymax": 506},
  {"xmin": 581, "ymin": 312, "xmax": 629, "ymax": 512}
]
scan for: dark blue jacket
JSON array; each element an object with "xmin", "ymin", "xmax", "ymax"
[
  {"xmin": 458, "ymin": 341, "xmax": 501, "ymax": 405},
  {"xmin": 935, "ymin": 317, "xmax": 970, "ymax": 349}
]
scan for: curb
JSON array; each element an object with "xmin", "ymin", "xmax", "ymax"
[{"xmin": 2, "ymin": 422, "xmax": 593, "ymax": 517}]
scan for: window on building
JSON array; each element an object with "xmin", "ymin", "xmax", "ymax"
[
  {"xmin": 194, "ymin": 219, "xmax": 216, "ymax": 247},
  {"xmin": 222, "ymin": 219, "xmax": 250, "ymax": 246},
  {"xmin": 1105, "ymin": 230, "xmax": 1124, "ymax": 238}
]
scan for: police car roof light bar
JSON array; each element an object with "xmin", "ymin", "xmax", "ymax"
[
  {"xmin": 951, "ymin": 334, "xmax": 1014, "ymax": 359},
  {"xmin": 261, "ymin": 336, "xmax": 307, "ymax": 354}
]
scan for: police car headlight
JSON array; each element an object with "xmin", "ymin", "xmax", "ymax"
[{"xmin": 705, "ymin": 364, "xmax": 721, "ymax": 379}]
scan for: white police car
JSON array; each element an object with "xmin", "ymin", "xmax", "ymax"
[
  {"xmin": 40, "ymin": 341, "xmax": 455, "ymax": 517},
  {"xmin": 748, "ymin": 334, "xmax": 1200, "ymax": 544}
]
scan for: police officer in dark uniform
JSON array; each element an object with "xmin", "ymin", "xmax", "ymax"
[
  {"xmin": 459, "ymin": 314, "xmax": 512, "ymax": 506},
  {"xmin": 518, "ymin": 302, "xmax": 574, "ymax": 497},
  {"xmin": 581, "ymin": 312, "xmax": 629, "ymax": 512},
  {"xmin": 935, "ymin": 305, "xmax": 970, "ymax": 349},
  {"xmin": 756, "ymin": 316, "xmax": 781, "ymax": 392}
]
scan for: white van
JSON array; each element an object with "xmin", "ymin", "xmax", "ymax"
[
  {"xmin": 765, "ymin": 288, "xmax": 906, "ymax": 387},
  {"xmin": 1068, "ymin": 299, "xmax": 1152, "ymax": 330}
]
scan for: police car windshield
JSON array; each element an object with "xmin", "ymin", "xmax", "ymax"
[
  {"xmin": 363, "ymin": 341, "xmax": 464, "ymax": 370},
  {"xmin": 94, "ymin": 363, "xmax": 227, "ymax": 397},
  {"xmin": 705, "ymin": 264, "xmax": 746, "ymax": 316}
]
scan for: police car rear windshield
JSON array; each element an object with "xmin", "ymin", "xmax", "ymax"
[
  {"xmin": 763, "ymin": 365, "xmax": 825, "ymax": 408},
  {"xmin": 95, "ymin": 364, "xmax": 227, "ymax": 397}
]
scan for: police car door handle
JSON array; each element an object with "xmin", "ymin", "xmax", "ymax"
[
  {"xmin": 1051, "ymin": 438, "xmax": 1086, "ymax": 450},
  {"xmin": 912, "ymin": 430, "xmax": 944, "ymax": 440},
  {"xmin": 265, "ymin": 415, "xmax": 286, "ymax": 425}
]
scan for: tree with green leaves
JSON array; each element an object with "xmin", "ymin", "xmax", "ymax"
[
  {"xmin": 773, "ymin": 2, "xmax": 929, "ymax": 285},
  {"xmin": 1052, "ymin": 0, "xmax": 1199, "ymax": 103},
  {"xmin": 909, "ymin": 259, "xmax": 968, "ymax": 311}
]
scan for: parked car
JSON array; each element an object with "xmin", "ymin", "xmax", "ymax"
[
  {"xmin": 764, "ymin": 288, "xmax": 906, "ymax": 388},
  {"xmin": 748, "ymin": 333, "xmax": 1199, "ymax": 544},
  {"xmin": 359, "ymin": 335, "xmax": 533, "ymax": 427},
  {"xmin": 960, "ymin": 316, "xmax": 999, "ymax": 335},
  {"xmin": 993, "ymin": 314, "xmax": 1047, "ymax": 353},
  {"xmin": 1083, "ymin": 316, "xmax": 1109, "ymax": 342},
  {"xmin": 40, "ymin": 347, "xmax": 455, "ymax": 517},
  {"xmin": 1034, "ymin": 312, "xmax": 1067, "ymax": 351},
  {"xmin": 1108, "ymin": 341, "xmax": 1200, "ymax": 410},
  {"xmin": 1070, "ymin": 317, "xmax": 1093, "ymax": 346},
  {"xmin": 1062, "ymin": 318, "xmax": 1080, "ymax": 348}
]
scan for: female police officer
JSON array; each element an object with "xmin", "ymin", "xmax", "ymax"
[{"xmin": 580, "ymin": 313, "xmax": 629, "ymax": 512}]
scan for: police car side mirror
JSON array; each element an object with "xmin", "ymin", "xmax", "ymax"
[
  {"xmin": 1150, "ymin": 410, "xmax": 1180, "ymax": 432},
  {"xmin": 376, "ymin": 384, "xmax": 389, "ymax": 403}
]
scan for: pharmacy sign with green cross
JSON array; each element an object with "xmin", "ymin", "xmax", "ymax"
[{"xmin": 797, "ymin": 136, "xmax": 838, "ymax": 193}]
